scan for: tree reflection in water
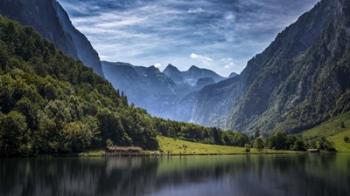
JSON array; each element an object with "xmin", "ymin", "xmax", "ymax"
[{"xmin": 0, "ymin": 154, "xmax": 349, "ymax": 196}]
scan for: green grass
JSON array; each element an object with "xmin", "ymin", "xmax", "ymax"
[
  {"xmin": 329, "ymin": 130, "xmax": 350, "ymax": 152},
  {"xmin": 79, "ymin": 148, "xmax": 106, "ymax": 157},
  {"xmin": 78, "ymin": 136, "xmax": 300, "ymax": 157},
  {"xmin": 157, "ymin": 136, "xmax": 296, "ymax": 155},
  {"xmin": 303, "ymin": 112, "xmax": 350, "ymax": 152}
]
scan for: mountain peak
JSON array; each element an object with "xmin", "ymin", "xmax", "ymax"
[
  {"xmin": 229, "ymin": 72, "xmax": 238, "ymax": 78},
  {"xmin": 148, "ymin": 65, "xmax": 161, "ymax": 72},
  {"xmin": 164, "ymin": 64, "xmax": 180, "ymax": 72},
  {"xmin": 189, "ymin": 65, "xmax": 200, "ymax": 71}
]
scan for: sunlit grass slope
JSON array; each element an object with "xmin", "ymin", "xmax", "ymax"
[
  {"xmin": 157, "ymin": 136, "xmax": 295, "ymax": 155},
  {"xmin": 303, "ymin": 112, "xmax": 350, "ymax": 152}
]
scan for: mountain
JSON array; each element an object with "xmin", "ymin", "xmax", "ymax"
[
  {"xmin": 229, "ymin": 72, "xmax": 238, "ymax": 78},
  {"xmin": 102, "ymin": 62, "xmax": 225, "ymax": 120},
  {"xmin": 164, "ymin": 64, "xmax": 225, "ymax": 86},
  {"xmin": 163, "ymin": 64, "xmax": 184, "ymax": 84},
  {"xmin": 0, "ymin": 0, "xmax": 103, "ymax": 76},
  {"xmin": 102, "ymin": 61, "xmax": 177, "ymax": 117},
  {"xmin": 188, "ymin": 0, "xmax": 350, "ymax": 134}
]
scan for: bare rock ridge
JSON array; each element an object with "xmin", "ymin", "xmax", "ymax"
[{"xmin": 102, "ymin": 61, "xmax": 226, "ymax": 120}]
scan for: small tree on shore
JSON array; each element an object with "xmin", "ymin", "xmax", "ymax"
[
  {"xmin": 254, "ymin": 138, "xmax": 264, "ymax": 152},
  {"xmin": 340, "ymin": 122, "xmax": 346, "ymax": 128},
  {"xmin": 244, "ymin": 144, "xmax": 251, "ymax": 153},
  {"xmin": 106, "ymin": 139, "xmax": 114, "ymax": 147}
]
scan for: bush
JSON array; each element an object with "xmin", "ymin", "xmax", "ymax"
[
  {"xmin": 344, "ymin": 136, "xmax": 349, "ymax": 143},
  {"xmin": 340, "ymin": 122, "xmax": 346, "ymax": 128}
]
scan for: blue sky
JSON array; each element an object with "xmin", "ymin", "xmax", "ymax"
[{"xmin": 59, "ymin": 0, "xmax": 318, "ymax": 76}]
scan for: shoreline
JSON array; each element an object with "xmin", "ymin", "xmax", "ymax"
[
  {"xmin": 0, "ymin": 150, "xmax": 341, "ymax": 158},
  {"xmin": 79, "ymin": 150, "xmax": 307, "ymax": 157}
]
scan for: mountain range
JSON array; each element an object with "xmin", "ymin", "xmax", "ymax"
[{"xmin": 101, "ymin": 61, "xmax": 226, "ymax": 119}]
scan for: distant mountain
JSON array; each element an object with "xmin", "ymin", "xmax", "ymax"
[
  {"xmin": 163, "ymin": 64, "xmax": 184, "ymax": 84},
  {"xmin": 102, "ymin": 61, "xmax": 225, "ymax": 119},
  {"xmin": 102, "ymin": 61, "xmax": 177, "ymax": 117},
  {"xmin": 0, "ymin": 0, "xmax": 103, "ymax": 76},
  {"xmin": 164, "ymin": 64, "xmax": 225, "ymax": 86},
  {"xmin": 229, "ymin": 72, "xmax": 238, "ymax": 78},
  {"xmin": 188, "ymin": 0, "xmax": 350, "ymax": 134}
]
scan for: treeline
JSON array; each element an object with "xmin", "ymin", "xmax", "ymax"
[
  {"xmin": 249, "ymin": 131, "xmax": 335, "ymax": 152},
  {"xmin": 153, "ymin": 118, "xmax": 249, "ymax": 147}
]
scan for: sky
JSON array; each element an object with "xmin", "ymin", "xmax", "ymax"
[{"xmin": 58, "ymin": 0, "xmax": 319, "ymax": 76}]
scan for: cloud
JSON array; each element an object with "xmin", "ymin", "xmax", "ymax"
[
  {"xmin": 190, "ymin": 53, "xmax": 213, "ymax": 62},
  {"xmin": 220, "ymin": 58, "xmax": 236, "ymax": 69},
  {"xmin": 59, "ymin": 0, "xmax": 319, "ymax": 75},
  {"xmin": 187, "ymin": 8, "xmax": 205, "ymax": 14}
]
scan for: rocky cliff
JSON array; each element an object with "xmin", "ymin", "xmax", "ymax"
[{"xmin": 0, "ymin": 0, "xmax": 103, "ymax": 76}]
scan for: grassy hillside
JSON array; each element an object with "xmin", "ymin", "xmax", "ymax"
[
  {"xmin": 157, "ymin": 136, "xmax": 296, "ymax": 155},
  {"xmin": 303, "ymin": 112, "xmax": 350, "ymax": 152}
]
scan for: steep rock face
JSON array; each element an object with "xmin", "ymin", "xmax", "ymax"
[
  {"xmin": 102, "ymin": 61, "xmax": 226, "ymax": 121},
  {"xmin": 163, "ymin": 64, "xmax": 184, "ymax": 84},
  {"xmin": 184, "ymin": 76, "xmax": 243, "ymax": 126},
  {"xmin": 184, "ymin": 65, "xmax": 224, "ymax": 85},
  {"xmin": 55, "ymin": 3, "xmax": 103, "ymax": 76},
  {"xmin": 0, "ymin": 0, "xmax": 103, "ymax": 76},
  {"xmin": 229, "ymin": 0, "xmax": 349, "ymax": 133},
  {"xmin": 191, "ymin": 0, "xmax": 350, "ymax": 134},
  {"xmin": 164, "ymin": 64, "xmax": 225, "ymax": 86},
  {"xmin": 196, "ymin": 77, "xmax": 215, "ymax": 89},
  {"xmin": 229, "ymin": 72, "xmax": 238, "ymax": 78},
  {"xmin": 102, "ymin": 61, "xmax": 177, "ymax": 117}
]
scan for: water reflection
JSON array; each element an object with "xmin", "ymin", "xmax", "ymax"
[{"xmin": 0, "ymin": 154, "xmax": 349, "ymax": 196}]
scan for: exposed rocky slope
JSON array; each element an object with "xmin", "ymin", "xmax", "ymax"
[
  {"xmin": 0, "ymin": 0, "xmax": 103, "ymax": 76},
  {"xmin": 102, "ymin": 61, "xmax": 177, "ymax": 117},
  {"xmin": 164, "ymin": 64, "xmax": 224, "ymax": 86},
  {"xmin": 190, "ymin": 0, "xmax": 350, "ymax": 134},
  {"xmin": 102, "ymin": 61, "xmax": 226, "ymax": 119}
]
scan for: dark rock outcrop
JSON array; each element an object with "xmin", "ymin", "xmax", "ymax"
[{"xmin": 0, "ymin": 0, "xmax": 103, "ymax": 76}]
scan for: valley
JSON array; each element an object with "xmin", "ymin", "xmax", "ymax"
[{"xmin": 0, "ymin": 0, "xmax": 349, "ymax": 195}]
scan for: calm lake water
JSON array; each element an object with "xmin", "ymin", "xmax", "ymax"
[{"xmin": 0, "ymin": 154, "xmax": 349, "ymax": 196}]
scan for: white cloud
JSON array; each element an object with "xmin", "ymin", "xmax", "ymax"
[
  {"xmin": 190, "ymin": 53, "xmax": 213, "ymax": 62},
  {"xmin": 187, "ymin": 8, "xmax": 204, "ymax": 14},
  {"xmin": 220, "ymin": 58, "xmax": 236, "ymax": 69},
  {"xmin": 60, "ymin": 0, "xmax": 319, "ymax": 75}
]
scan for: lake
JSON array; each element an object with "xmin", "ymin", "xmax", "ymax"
[{"xmin": 0, "ymin": 154, "xmax": 349, "ymax": 196}]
